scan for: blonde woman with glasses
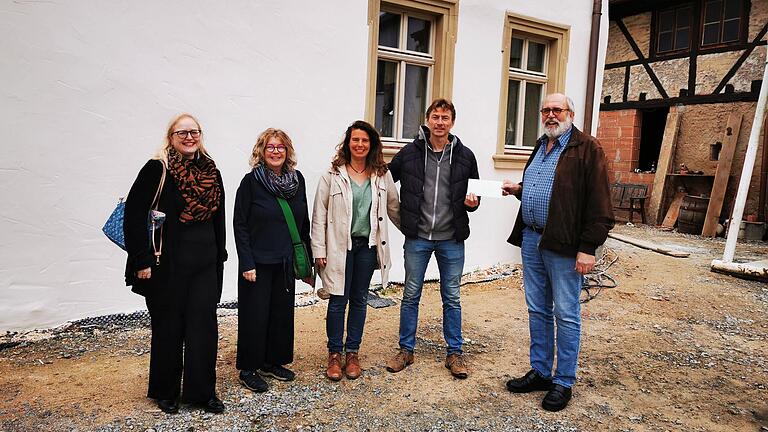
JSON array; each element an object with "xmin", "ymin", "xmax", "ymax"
[
  {"xmin": 233, "ymin": 128, "xmax": 313, "ymax": 393},
  {"xmin": 124, "ymin": 113, "xmax": 227, "ymax": 414}
]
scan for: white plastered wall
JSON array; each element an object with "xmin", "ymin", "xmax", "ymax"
[{"xmin": 0, "ymin": 0, "xmax": 606, "ymax": 331}]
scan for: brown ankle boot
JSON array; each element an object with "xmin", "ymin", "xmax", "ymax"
[
  {"xmin": 326, "ymin": 352, "xmax": 342, "ymax": 381},
  {"xmin": 345, "ymin": 352, "xmax": 361, "ymax": 379}
]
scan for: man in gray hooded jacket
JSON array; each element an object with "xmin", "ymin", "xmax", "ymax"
[{"xmin": 386, "ymin": 98, "xmax": 480, "ymax": 379}]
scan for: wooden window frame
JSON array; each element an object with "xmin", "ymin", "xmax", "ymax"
[
  {"xmin": 365, "ymin": 0, "xmax": 458, "ymax": 156},
  {"xmin": 699, "ymin": 0, "xmax": 747, "ymax": 49},
  {"xmin": 653, "ymin": 4, "xmax": 693, "ymax": 55},
  {"xmin": 493, "ymin": 13, "xmax": 569, "ymax": 170}
]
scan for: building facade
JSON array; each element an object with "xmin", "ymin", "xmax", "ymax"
[{"xmin": 0, "ymin": 0, "xmax": 608, "ymax": 331}]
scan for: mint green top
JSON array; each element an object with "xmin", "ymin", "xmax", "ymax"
[{"xmin": 350, "ymin": 179, "xmax": 372, "ymax": 238}]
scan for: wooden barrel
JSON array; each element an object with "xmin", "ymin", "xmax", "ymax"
[{"xmin": 678, "ymin": 195, "xmax": 709, "ymax": 234}]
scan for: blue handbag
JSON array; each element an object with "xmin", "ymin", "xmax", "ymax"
[
  {"xmin": 103, "ymin": 166, "xmax": 167, "ymax": 261},
  {"xmin": 103, "ymin": 199, "xmax": 127, "ymax": 250}
]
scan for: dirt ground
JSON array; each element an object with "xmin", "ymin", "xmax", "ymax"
[{"xmin": 1, "ymin": 224, "xmax": 766, "ymax": 431}]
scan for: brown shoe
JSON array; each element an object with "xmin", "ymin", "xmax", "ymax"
[
  {"xmin": 385, "ymin": 349, "xmax": 414, "ymax": 373},
  {"xmin": 326, "ymin": 352, "xmax": 342, "ymax": 381},
  {"xmin": 445, "ymin": 353, "xmax": 468, "ymax": 379},
  {"xmin": 345, "ymin": 352, "xmax": 361, "ymax": 379}
]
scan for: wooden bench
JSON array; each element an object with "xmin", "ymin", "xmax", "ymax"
[{"xmin": 610, "ymin": 183, "xmax": 648, "ymax": 223}]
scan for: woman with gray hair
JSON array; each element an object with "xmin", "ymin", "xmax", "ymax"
[
  {"xmin": 233, "ymin": 128, "xmax": 313, "ymax": 393},
  {"xmin": 124, "ymin": 113, "xmax": 227, "ymax": 414}
]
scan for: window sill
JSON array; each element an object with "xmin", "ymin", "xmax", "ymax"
[
  {"xmin": 492, "ymin": 150, "xmax": 533, "ymax": 169},
  {"xmin": 383, "ymin": 146, "xmax": 403, "ymax": 163}
]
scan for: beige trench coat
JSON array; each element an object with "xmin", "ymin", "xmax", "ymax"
[{"xmin": 311, "ymin": 166, "xmax": 401, "ymax": 296}]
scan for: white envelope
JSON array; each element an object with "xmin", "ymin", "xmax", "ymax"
[{"xmin": 467, "ymin": 179, "xmax": 503, "ymax": 198}]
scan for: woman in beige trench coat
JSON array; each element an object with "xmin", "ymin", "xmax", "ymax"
[{"xmin": 311, "ymin": 120, "xmax": 400, "ymax": 381}]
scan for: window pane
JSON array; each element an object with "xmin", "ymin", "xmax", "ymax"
[
  {"xmin": 677, "ymin": 7, "xmax": 691, "ymax": 27},
  {"xmin": 375, "ymin": 60, "xmax": 398, "ymax": 137},
  {"xmin": 658, "ymin": 32, "xmax": 673, "ymax": 52},
  {"xmin": 724, "ymin": 0, "xmax": 741, "ymax": 19},
  {"xmin": 379, "ymin": 12, "xmax": 400, "ymax": 48},
  {"xmin": 704, "ymin": 1, "xmax": 722, "ymax": 23},
  {"xmin": 527, "ymin": 42, "xmax": 546, "ymax": 73},
  {"xmin": 702, "ymin": 23, "xmax": 720, "ymax": 45},
  {"xmin": 505, "ymin": 80, "xmax": 520, "ymax": 147},
  {"xmin": 659, "ymin": 10, "xmax": 674, "ymax": 32},
  {"xmin": 722, "ymin": 19, "xmax": 739, "ymax": 42},
  {"xmin": 523, "ymin": 83, "xmax": 543, "ymax": 146},
  {"xmin": 406, "ymin": 17, "xmax": 431, "ymax": 53},
  {"xmin": 675, "ymin": 28, "xmax": 690, "ymax": 50},
  {"xmin": 402, "ymin": 64, "xmax": 429, "ymax": 139},
  {"xmin": 510, "ymin": 38, "xmax": 523, "ymax": 69}
]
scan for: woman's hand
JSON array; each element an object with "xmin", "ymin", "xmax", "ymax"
[
  {"xmin": 136, "ymin": 267, "xmax": 152, "ymax": 279},
  {"xmin": 242, "ymin": 269, "xmax": 257, "ymax": 282},
  {"xmin": 315, "ymin": 258, "xmax": 327, "ymax": 269}
]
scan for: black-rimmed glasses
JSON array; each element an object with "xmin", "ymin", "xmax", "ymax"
[
  {"xmin": 540, "ymin": 108, "xmax": 569, "ymax": 116},
  {"xmin": 171, "ymin": 129, "xmax": 201, "ymax": 139}
]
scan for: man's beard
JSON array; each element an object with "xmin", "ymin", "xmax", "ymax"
[{"xmin": 543, "ymin": 116, "xmax": 573, "ymax": 139}]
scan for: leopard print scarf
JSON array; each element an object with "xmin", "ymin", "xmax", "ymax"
[{"xmin": 168, "ymin": 149, "xmax": 221, "ymax": 223}]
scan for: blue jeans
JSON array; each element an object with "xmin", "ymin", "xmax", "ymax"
[
  {"xmin": 326, "ymin": 237, "xmax": 378, "ymax": 353},
  {"xmin": 521, "ymin": 227, "xmax": 583, "ymax": 388},
  {"xmin": 398, "ymin": 237, "xmax": 465, "ymax": 355}
]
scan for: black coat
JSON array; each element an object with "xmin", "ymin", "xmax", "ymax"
[
  {"xmin": 124, "ymin": 159, "xmax": 227, "ymax": 298},
  {"xmin": 233, "ymin": 170, "xmax": 312, "ymax": 274},
  {"xmin": 388, "ymin": 127, "xmax": 480, "ymax": 241}
]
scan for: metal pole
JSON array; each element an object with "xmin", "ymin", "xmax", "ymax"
[{"xmin": 722, "ymin": 58, "xmax": 768, "ymax": 262}]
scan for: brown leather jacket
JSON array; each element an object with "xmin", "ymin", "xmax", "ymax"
[{"xmin": 507, "ymin": 126, "xmax": 614, "ymax": 256}]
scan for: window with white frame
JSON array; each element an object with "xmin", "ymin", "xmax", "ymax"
[
  {"xmin": 375, "ymin": 9, "xmax": 435, "ymax": 141},
  {"xmin": 505, "ymin": 36, "xmax": 548, "ymax": 148}
]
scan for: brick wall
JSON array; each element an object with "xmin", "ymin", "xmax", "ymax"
[{"xmin": 597, "ymin": 109, "xmax": 656, "ymax": 221}]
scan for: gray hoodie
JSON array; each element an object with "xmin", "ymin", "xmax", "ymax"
[{"xmin": 417, "ymin": 127, "xmax": 456, "ymax": 241}]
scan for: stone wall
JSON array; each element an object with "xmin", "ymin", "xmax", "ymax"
[
  {"xmin": 674, "ymin": 102, "xmax": 764, "ymax": 217},
  {"xmin": 605, "ymin": 21, "xmax": 635, "ymax": 64},
  {"xmin": 601, "ymin": 68, "xmax": 625, "ymax": 102}
]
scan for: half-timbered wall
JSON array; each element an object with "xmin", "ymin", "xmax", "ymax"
[{"xmin": 598, "ymin": 0, "xmax": 767, "ymax": 226}]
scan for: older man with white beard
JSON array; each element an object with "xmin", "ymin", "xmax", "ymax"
[{"xmin": 501, "ymin": 93, "xmax": 614, "ymax": 412}]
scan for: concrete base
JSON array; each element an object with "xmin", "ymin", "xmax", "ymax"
[{"xmin": 710, "ymin": 259, "xmax": 768, "ymax": 282}]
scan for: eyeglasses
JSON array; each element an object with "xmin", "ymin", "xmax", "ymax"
[
  {"xmin": 171, "ymin": 129, "xmax": 201, "ymax": 139},
  {"xmin": 540, "ymin": 108, "xmax": 569, "ymax": 116},
  {"xmin": 266, "ymin": 145, "xmax": 286, "ymax": 153}
]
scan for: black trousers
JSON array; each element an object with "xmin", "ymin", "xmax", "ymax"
[
  {"xmin": 145, "ymin": 222, "xmax": 219, "ymax": 403},
  {"xmin": 236, "ymin": 262, "xmax": 295, "ymax": 371}
]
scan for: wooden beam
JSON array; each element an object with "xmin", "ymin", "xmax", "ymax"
[
  {"xmin": 608, "ymin": 233, "xmax": 690, "ymax": 257},
  {"xmin": 662, "ymin": 191, "xmax": 686, "ymax": 228},
  {"xmin": 702, "ymin": 114, "xmax": 743, "ymax": 236},
  {"xmin": 649, "ymin": 110, "xmax": 681, "ymax": 224},
  {"xmin": 615, "ymin": 19, "xmax": 669, "ymax": 99}
]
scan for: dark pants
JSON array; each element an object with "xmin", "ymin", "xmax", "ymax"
[
  {"xmin": 237, "ymin": 262, "xmax": 295, "ymax": 371},
  {"xmin": 145, "ymin": 221, "xmax": 219, "ymax": 403},
  {"xmin": 327, "ymin": 237, "xmax": 378, "ymax": 353}
]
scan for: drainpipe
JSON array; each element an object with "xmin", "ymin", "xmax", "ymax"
[
  {"xmin": 583, "ymin": 0, "xmax": 603, "ymax": 135},
  {"xmin": 719, "ymin": 57, "xmax": 768, "ymax": 263}
]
